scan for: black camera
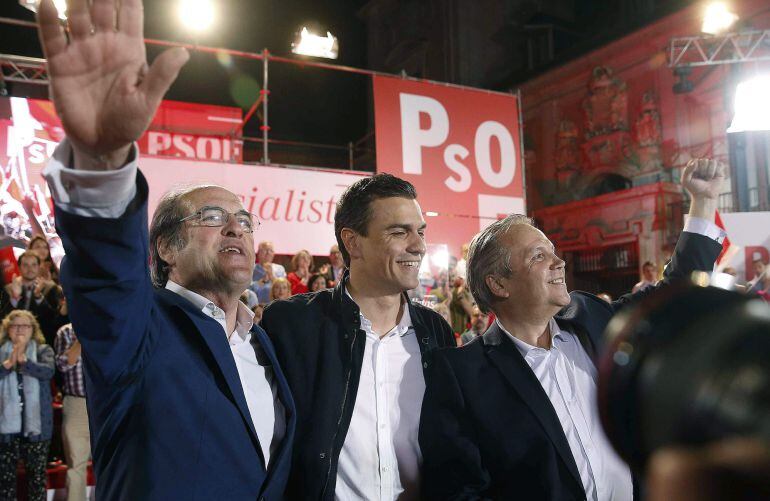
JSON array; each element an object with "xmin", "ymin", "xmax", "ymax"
[{"xmin": 597, "ymin": 281, "xmax": 770, "ymax": 474}]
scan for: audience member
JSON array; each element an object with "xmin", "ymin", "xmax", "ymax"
[
  {"xmin": 0, "ymin": 251, "xmax": 61, "ymax": 345},
  {"xmin": 54, "ymin": 323, "xmax": 90, "ymax": 501},
  {"xmin": 632, "ymin": 261, "xmax": 658, "ymax": 293},
  {"xmin": 449, "ymin": 276, "xmax": 474, "ymax": 334},
  {"xmin": 308, "ymin": 273, "xmax": 328, "ymax": 292},
  {"xmin": 251, "ymin": 304, "xmax": 265, "ymax": 325},
  {"xmin": 321, "ymin": 244, "xmax": 345, "ymax": 287},
  {"xmin": 747, "ymin": 258, "xmax": 769, "ymax": 294},
  {"xmin": 28, "ymin": 235, "xmax": 60, "ymax": 283},
  {"xmin": 455, "ymin": 242, "xmax": 470, "ymax": 281},
  {"xmin": 251, "ymin": 241, "xmax": 287, "ymax": 303},
  {"xmin": 287, "ymin": 249, "xmax": 314, "ymax": 295},
  {"xmin": 460, "ymin": 305, "xmax": 489, "ymax": 345},
  {"xmin": 270, "ymin": 277, "xmax": 292, "ymax": 302},
  {"xmin": 0, "ymin": 310, "xmax": 55, "ymax": 501}
]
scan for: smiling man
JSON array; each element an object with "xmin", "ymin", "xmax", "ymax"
[
  {"xmin": 261, "ymin": 174, "xmax": 455, "ymax": 500},
  {"xmin": 419, "ymin": 159, "xmax": 727, "ymax": 500},
  {"xmin": 34, "ymin": 0, "xmax": 294, "ymax": 499}
]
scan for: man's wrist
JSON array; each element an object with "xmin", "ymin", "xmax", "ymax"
[
  {"xmin": 688, "ymin": 197, "xmax": 717, "ymax": 221},
  {"xmin": 72, "ymin": 143, "xmax": 133, "ymax": 171}
]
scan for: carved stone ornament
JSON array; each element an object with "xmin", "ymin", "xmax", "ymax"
[{"xmin": 582, "ymin": 66, "xmax": 628, "ymax": 139}]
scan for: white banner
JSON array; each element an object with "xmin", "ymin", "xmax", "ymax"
[
  {"xmin": 719, "ymin": 211, "xmax": 770, "ymax": 282},
  {"xmin": 140, "ymin": 157, "xmax": 368, "ymax": 256}
]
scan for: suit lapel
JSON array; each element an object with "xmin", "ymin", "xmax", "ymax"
[
  {"xmin": 250, "ymin": 326, "xmax": 295, "ymax": 481},
  {"xmin": 483, "ymin": 324, "xmax": 584, "ymax": 490},
  {"xmin": 158, "ymin": 289, "xmax": 263, "ymax": 464}
]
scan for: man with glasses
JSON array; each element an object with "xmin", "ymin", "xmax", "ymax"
[{"xmin": 35, "ymin": 0, "xmax": 294, "ymax": 499}]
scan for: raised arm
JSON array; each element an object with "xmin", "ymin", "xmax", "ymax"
[
  {"xmin": 37, "ymin": 0, "xmax": 188, "ymax": 384},
  {"xmin": 37, "ymin": 0, "xmax": 188, "ymax": 170}
]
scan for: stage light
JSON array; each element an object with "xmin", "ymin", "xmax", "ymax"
[
  {"xmin": 727, "ymin": 74, "xmax": 770, "ymax": 133},
  {"xmin": 701, "ymin": 2, "xmax": 738, "ymax": 35},
  {"xmin": 425, "ymin": 211, "xmax": 439, "ymax": 217},
  {"xmin": 291, "ymin": 27, "xmax": 339, "ymax": 59},
  {"xmin": 178, "ymin": 0, "xmax": 215, "ymax": 32},
  {"xmin": 19, "ymin": 0, "xmax": 67, "ymax": 20}
]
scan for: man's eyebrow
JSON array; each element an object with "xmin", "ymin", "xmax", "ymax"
[{"xmin": 385, "ymin": 223, "xmax": 426, "ymax": 231}]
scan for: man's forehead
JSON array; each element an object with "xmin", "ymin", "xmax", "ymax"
[
  {"xmin": 369, "ymin": 197, "xmax": 425, "ymax": 227},
  {"xmin": 187, "ymin": 186, "xmax": 243, "ymax": 209},
  {"xmin": 504, "ymin": 224, "xmax": 552, "ymax": 251}
]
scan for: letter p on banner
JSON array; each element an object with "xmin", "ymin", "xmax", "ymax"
[{"xmin": 373, "ymin": 76, "xmax": 525, "ymax": 256}]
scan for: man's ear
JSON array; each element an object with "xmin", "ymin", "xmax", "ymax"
[
  {"xmin": 340, "ymin": 228, "xmax": 361, "ymax": 262},
  {"xmin": 156, "ymin": 239, "xmax": 177, "ymax": 269},
  {"xmin": 485, "ymin": 275, "xmax": 509, "ymax": 299}
]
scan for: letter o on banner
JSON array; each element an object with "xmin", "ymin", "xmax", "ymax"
[{"xmin": 474, "ymin": 120, "xmax": 516, "ymax": 188}]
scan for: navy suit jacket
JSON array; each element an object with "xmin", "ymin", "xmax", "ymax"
[
  {"xmin": 55, "ymin": 173, "xmax": 295, "ymax": 500},
  {"xmin": 419, "ymin": 231, "xmax": 722, "ymax": 500}
]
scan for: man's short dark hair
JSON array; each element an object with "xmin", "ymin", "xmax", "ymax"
[
  {"xmin": 642, "ymin": 261, "xmax": 655, "ymax": 269},
  {"xmin": 17, "ymin": 250, "xmax": 41, "ymax": 267},
  {"xmin": 334, "ymin": 174, "xmax": 417, "ymax": 266}
]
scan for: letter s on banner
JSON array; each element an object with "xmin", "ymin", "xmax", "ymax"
[{"xmin": 399, "ymin": 93, "xmax": 449, "ymax": 175}]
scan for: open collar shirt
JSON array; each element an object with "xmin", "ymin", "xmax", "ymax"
[
  {"xmin": 499, "ymin": 318, "xmax": 633, "ymax": 501},
  {"xmin": 166, "ymin": 280, "xmax": 285, "ymax": 467},
  {"xmin": 335, "ymin": 286, "xmax": 424, "ymax": 501}
]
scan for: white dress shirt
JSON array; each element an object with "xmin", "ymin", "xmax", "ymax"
[
  {"xmin": 166, "ymin": 281, "xmax": 285, "ymax": 466},
  {"xmin": 42, "ymin": 139, "xmax": 285, "ymax": 466},
  {"xmin": 335, "ymin": 288, "xmax": 424, "ymax": 501},
  {"xmin": 501, "ymin": 318, "xmax": 633, "ymax": 501}
]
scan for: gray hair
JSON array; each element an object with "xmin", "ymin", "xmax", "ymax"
[
  {"xmin": 149, "ymin": 185, "xmax": 217, "ymax": 288},
  {"xmin": 467, "ymin": 214, "xmax": 534, "ymax": 313}
]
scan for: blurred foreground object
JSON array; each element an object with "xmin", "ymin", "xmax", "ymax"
[{"xmin": 598, "ymin": 280, "xmax": 770, "ymax": 499}]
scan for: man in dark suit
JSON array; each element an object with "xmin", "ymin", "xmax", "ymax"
[
  {"xmin": 0, "ymin": 251, "xmax": 61, "ymax": 345},
  {"xmin": 419, "ymin": 158, "xmax": 726, "ymax": 500},
  {"xmin": 35, "ymin": 1, "xmax": 294, "ymax": 499}
]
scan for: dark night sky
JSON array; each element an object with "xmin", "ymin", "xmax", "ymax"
[{"xmin": 0, "ymin": 0, "xmax": 371, "ymax": 159}]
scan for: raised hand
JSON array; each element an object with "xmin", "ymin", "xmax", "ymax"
[
  {"xmin": 36, "ymin": 0, "xmax": 189, "ymax": 169},
  {"xmin": 681, "ymin": 158, "xmax": 726, "ymax": 220}
]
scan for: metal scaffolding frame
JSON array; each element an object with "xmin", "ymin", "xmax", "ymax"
[
  {"xmin": 0, "ymin": 53, "xmax": 48, "ymax": 86},
  {"xmin": 669, "ymin": 29, "xmax": 770, "ymax": 68}
]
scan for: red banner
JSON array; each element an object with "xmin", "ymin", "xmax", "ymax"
[
  {"xmin": 373, "ymin": 76, "xmax": 525, "ymax": 256},
  {"xmin": 0, "ymin": 97, "xmax": 365, "ymax": 260}
]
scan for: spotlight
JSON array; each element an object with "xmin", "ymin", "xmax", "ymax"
[
  {"xmin": 702, "ymin": 2, "xmax": 738, "ymax": 35},
  {"xmin": 291, "ymin": 27, "xmax": 339, "ymax": 59},
  {"xmin": 727, "ymin": 74, "xmax": 770, "ymax": 133},
  {"xmin": 672, "ymin": 66, "xmax": 694, "ymax": 94},
  {"xmin": 178, "ymin": 0, "xmax": 215, "ymax": 32}
]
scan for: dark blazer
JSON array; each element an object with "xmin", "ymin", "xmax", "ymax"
[
  {"xmin": 55, "ymin": 173, "xmax": 295, "ymax": 501},
  {"xmin": 261, "ymin": 271, "xmax": 456, "ymax": 500},
  {"xmin": 419, "ymin": 231, "xmax": 722, "ymax": 500}
]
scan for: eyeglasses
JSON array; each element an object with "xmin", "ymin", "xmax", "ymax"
[
  {"xmin": 8, "ymin": 324, "xmax": 33, "ymax": 331},
  {"xmin": 179, "ymin": 206, "xmax": 260, "ymax": 233}
]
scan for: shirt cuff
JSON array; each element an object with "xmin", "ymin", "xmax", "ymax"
[
  {"xmin": 683, "ymin": 216, "xmax": 726, "ymax": 244},
  {"xmin": 42, "ymin": 138, "xmax": 138, "ymax": 218}
]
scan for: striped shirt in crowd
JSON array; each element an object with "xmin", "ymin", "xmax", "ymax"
[{"xmin": 54, "ymin": 323, "xmax": 87, "ymax": 397}]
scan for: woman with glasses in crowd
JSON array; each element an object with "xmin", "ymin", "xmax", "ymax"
[{"xmin": 0, "ymin": 310, "xmax": 55, "ymax": 501}]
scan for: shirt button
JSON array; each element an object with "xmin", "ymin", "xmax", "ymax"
[
  {"xmin": 379, "ymin": 423, "xmax": 386, "ymax": 429},
  {"xmin": 382, "ymin": 466, "xmax": 390, "ymax": 472}
]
